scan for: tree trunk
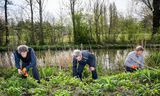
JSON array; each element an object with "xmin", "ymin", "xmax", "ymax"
[
  {"xmin": 109, "ymin": 4, "xmax": 113, "ymax": 38},
  {"xmin": 95, "ymin": 18, "xmax": 100, "ymax": 43},
  {"xmin": 94, "ymin": 0, "xmax": 101, "ymax": 43},
  {"xmin": 37, "ymin": 0, "xmax": 44, "ymax": 45},
  {"xmin": 0, "ymin": 20, "xmax": 4, "ymax": 46},
  {"xmin": 70, "ymin": 0, "xmax": 77, "ymax": 44},
  {"xmin": 152, "ymin": 0, "xmax": 160, "ymax": 35},
  {"xmin": 88, "ymin": 19, "xmax": 92, "ymax": 43},
  {"xmin": 4, "ymin": 0, "xmax": 9, "ymax": 46},
  {"xmin": 30, "ymin": 0, "xmax": 35, "ymax": 44},
  {"xmin": 103, "ymin": 5, "xmax": 108, "ymax": 40}
]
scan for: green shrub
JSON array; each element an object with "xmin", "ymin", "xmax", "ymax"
[{"xmin": 145, "ymin": 52, "xmax": 160, "ymax": 67}]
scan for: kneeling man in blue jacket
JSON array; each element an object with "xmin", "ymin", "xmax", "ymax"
[{"xmin": 72, "ymin": 49, "xmax": 98, "ymax": 81}]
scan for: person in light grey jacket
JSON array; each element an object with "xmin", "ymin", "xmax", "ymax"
[{"xmin": 124, "ymin": 46, "xmax": 144, "ymax": 72}]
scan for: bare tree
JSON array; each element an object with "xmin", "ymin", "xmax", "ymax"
[
  {"xmin": 141, "ymin": 0, "xmax": 153, "ymax": 10},
  {"xmin": 57, "ymin": 4, "xmax": 64, "ymax": 44},
  {"xmin": 0, "ymin": 18, "xmax": 5, "ymax": 46},
  {"xmin": 69, "ymin": 0, "xmax": 77, "ymax": 43},
  {"xmin": 25, "ymin": 0, "xmax": 36, "ymax": 44},
  {"xmin": 108, "ymin": 4, "xmax": 112, "ymax": 35},
  {"xmin": 93, "ymin": 0, "xmax": 104, "ymax": 43},
  {"xmin": 86, "ymin": 0, "xmax": 93, "ymax": 43},
  {"xmin": 134, "ymin": 0, "xmax": 160, "ymax": 36},
  {"xmin": 103, "ymin": 4, "xmax": 108, "ymax": 40},
  {"xmin": 109, "ymin": 2, "xmax": 118, "ymax": 42},
  {"xmin": 4, "ymin": 0, "xmax": 9, "ymax": 46},
  {"xmin": 36, "ymin": 0, "xmax": 44, "ymax": 45}
]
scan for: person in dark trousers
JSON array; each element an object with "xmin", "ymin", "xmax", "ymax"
[
  {"xmin": 72, "ymin": 49, "xmax": 98, "ymax": 81},
  {"xmin": 124, "ymin": 46, "xmax": 144, "ymax": 72},
  {"xmin": 14, "ymin": 45, "xmax": 40, "ymax": 83}
]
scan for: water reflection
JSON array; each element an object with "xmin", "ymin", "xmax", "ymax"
[{"xmin": 94, "ymin": 49, "xmax": 129, "ymax": 70}]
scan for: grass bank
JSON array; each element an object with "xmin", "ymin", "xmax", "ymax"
[{"xmin": 1, "ymin": 43, "xmax": 160, "ymax": 51}]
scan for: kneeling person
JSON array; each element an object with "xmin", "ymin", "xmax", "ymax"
[
  {"xmin": 14, "ymin": 45, "xmax": 40, "ymax": 83},
  {"xmin": 72, "ymin": 50, "xmax": 98, "ymax": 81},
  {"xmin": 124, "ymin": 46, "xmax": 144, "ymax": 72}
]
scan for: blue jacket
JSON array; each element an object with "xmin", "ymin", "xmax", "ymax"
[
  {"xmin": 14, "ymin": 48, "xmax": 37, "ymax": 70},
  {"xmin": 72, "ymin": 50, "xmax": 96, "ymax": 76}
]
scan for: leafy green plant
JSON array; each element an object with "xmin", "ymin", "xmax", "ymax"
[
  {"xmin": 0, "ymin": 67, "xmax": 160, "ymax": 96},
  {"xmin": 53, "ymin": 89, "xmax": 71, "ymax": 96}
]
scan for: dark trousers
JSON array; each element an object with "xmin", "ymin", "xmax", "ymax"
[
  {"xmin": 77, "ymin": 61, "xmax": 98, "ymax": 80},
  {"xmin": 125, "ymin": 66, "xmax": 137, "ymax": 72},
  {"xmin": 22, "ymin": 63, "xmax": 40, "ymax": 80}
]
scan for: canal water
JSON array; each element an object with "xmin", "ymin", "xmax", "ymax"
[{"xmin": 0, "ymin": 48, "xmax": 153, "ymax": 71}]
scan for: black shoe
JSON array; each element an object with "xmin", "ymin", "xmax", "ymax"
[
  {"xmin": 37, "ymin": 80, "xmax": 41, "ymax": 84},
  {"xmin": 80, "ymin": 78, "xmax": 83, "ymax": 81}
]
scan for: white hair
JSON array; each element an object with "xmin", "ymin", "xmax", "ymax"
[
  {"xmin": 73, "ymin": 49, "xmax": 82, "ymax": 57},
  {"xmin": 135, "ymin": 46, "xmax": 144, "ymax": 51},
  {"xmin": 17, "ymin": 45, "xmax": 29, "ymax": 54}
]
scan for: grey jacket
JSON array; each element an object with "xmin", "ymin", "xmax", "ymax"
[{"xmin": 124, "ymin": 51, "xmax": 144, "ymax": 68}]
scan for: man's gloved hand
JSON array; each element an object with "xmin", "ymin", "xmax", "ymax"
[
  {"xmin": 18, "ymin": 69, "xmax": 22, "ymax": 74},
  {"xmin": 131, "ymin": 65, "xmax": 138, "ymax": 69},
  {"xmin": 22, "ymin": 68, "xmax": 29, "ymax": 77}
]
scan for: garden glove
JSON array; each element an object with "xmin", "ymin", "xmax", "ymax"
[
  {"xmin": 22, "ymin": 67, "xmax": 29, "ymax": 77},
  {"xmin": 131, "ymin": 65, "xmax": 138, "ymax": 69}
]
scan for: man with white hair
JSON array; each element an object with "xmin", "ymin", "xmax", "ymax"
[
  {"xmin": 14, "ymin": 45, "xmax": 40, "ymax": 83},
  {"xmin": 72, "ymin": 49, "xmax": 98, "ymax": 81},
  {"xmin": 124, "ymin": 46, "xmax": 144, "ymax": 72}
]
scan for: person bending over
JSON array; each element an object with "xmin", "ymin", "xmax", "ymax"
[
  {"xmin": 14, "ymin": 45, "xmax": 40, "ymax": 83},
  {"xmin": 72, "ymin": 49, "xmax": 98, "ymax": 81}
]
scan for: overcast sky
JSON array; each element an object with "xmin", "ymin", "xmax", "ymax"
[
  {"xmin": 10, "ymin": 0, "xmax": 131, "ymax": 18},
  {"xmin": 45, "ymin": 0, "xmax": 131, "ymax": 16}
]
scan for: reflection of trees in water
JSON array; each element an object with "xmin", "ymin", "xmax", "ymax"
[
  {"xmin": 95, "ymin": 49, "xmax": 129, "ymax": 71},
  {"xmin": 0, "ymin": 52, "xmax": 14, "ymax": 68},
  {"xmin": 0, "ymin": 49, "xmax": 151, "ymax": 69},
  {"xmin": 114, "ymin": 50, "xmax": 128, "ymax": 70}
]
